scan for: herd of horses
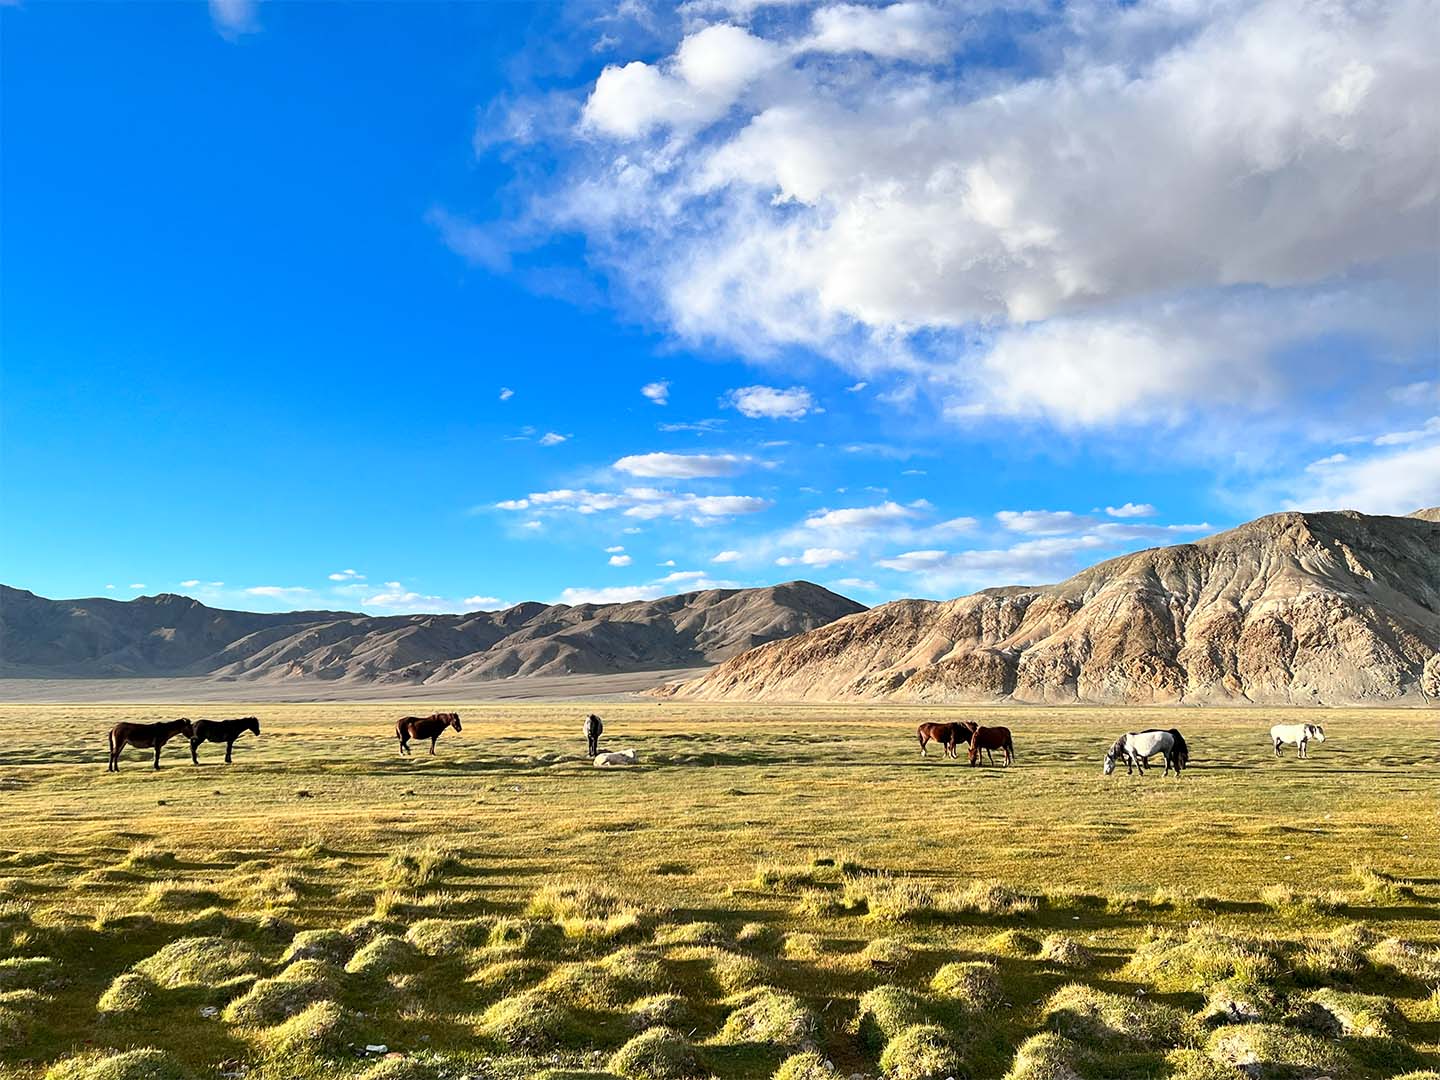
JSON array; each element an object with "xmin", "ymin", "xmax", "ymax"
[{"xmin": 101, "ymin": 712, "xmax": 1327, "ymax": 776}]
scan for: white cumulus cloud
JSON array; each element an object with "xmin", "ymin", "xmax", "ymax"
[
  {"xmin": 614, "ymin": 451, "xmax": 752, "ymax": 478},
  {"xmin": 725, "ymin": 385, "xmax": 816, "ymax": 420}
]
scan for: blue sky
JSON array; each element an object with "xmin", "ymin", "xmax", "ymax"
[{"xmin": 2, "ymin": 0, "xmax": 1436, "ymax": 614}]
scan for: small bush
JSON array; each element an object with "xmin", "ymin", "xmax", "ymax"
[
  {"xmin": 1002, "ymin": 1033, "xmax": 1082, "ymax": 1080},
  {"xmin": 132, "ymin": 936, "xmax": 261, "ymax": 988},
  {"xmin": 929, "ymin": 960, "xmax": 1000, "ymax": 1009},
  {"xmin": 716, "ymin": 988, "xmax": 818, "ymax": 1047},
  {"xmin": 878, "ymin": 1023, "xmax": 962, "ymax": 1080},
  {"xmin": 345, "ymin": 934, "xmax": 419, "ymax": 977},
  {"xmin": 853, "ymin": 985, "xmax": 929, "ymax": 1050},
  {"xmin": 480, "ymin": 990, "xmax": 583, "ymax": 1049},
  {"xmin": 43, "ymin": 1049, "xmax": 189, "ymax": 1080},
  {"xmin": 96, "ymin": 972, "xmax": 156, "ymax": 1014},
  {"xmin": 610, "ymin": 1028, "xmax": 702, "ymax": 1080},
  {"xmin": 773, "ymin": 1052, "xmax": 836, "ymax": 1080},
  {"xmin": 1041, "ymin": 983, "xmax": 1191, "ymax": 1048}
]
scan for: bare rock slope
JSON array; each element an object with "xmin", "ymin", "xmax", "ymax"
[
  {"xmin": 669, "ymin": 510, "xmax": 1440, "ymax": 705},
  {"xmin": 0, "ymin": 582, "xmax": 863, "ymax": 686}
]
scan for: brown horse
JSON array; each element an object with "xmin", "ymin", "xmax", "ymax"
[
  {"xmin": 108, "ymin": 718, "xmax": 194, "ymax": 772},
  {"xmin": 917, "ymin": 722, "xmax": 966, "ymax": 759},
  {"xmin": 967, "ymin": 724, "xmax": 1014, "ymax": 767},
  {"xmin": 396, "ymin": 712, "xmax": 462, "ymax": 756}
]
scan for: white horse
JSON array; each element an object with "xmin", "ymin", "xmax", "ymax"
[
  {"xmin": 1271, "ymin": 723, "xmax": 1325, "ymax": 758},
  {"xmin": 1104, "ymin": 729, "xmax": 1188, "ymax": 777}
]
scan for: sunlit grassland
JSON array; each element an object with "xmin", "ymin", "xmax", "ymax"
[{"xmin": 0, "ymin": 703, "xmax": 1435, "ymax": 1080}]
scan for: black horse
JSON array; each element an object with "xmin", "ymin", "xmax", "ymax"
[
  {"xmin": 585, "ymin": 713, "xmax": 604, "ymax": 757},
  {"xmin": 108, "ymin": 719, "xmax": 194, "ymax": 772},
  {"xmin": 190, "ymin": 716, "xmax": 261, "ymax": 764}
]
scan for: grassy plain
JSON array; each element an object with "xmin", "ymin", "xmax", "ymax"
[{"xmin": 0, "ymin": 702, "xmax": 1435, "ymax": 1080}]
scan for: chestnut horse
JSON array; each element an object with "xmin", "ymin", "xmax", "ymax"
[
  {"xmin": 917, "ymin": 722, "xmax": 967, "ymax": 759},
  {"xmin": 966, "ymin": 724, "xmax": 1014, "ymax": 767},
  {"xmin": 396, "ymin": 712, "xmax": 462, "ymax": 756},
  {"xmin": 108, "ymin": 718, "xmax": 194, "ymax": 772}
]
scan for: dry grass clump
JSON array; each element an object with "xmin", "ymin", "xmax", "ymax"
[
  {"xmin": 944, "ymin": 879, "xmax": 1038, "ymax": 915},
  {"xmin": 1204, "ymin": 1023, "xmax": 1348, "ymax": 1078},
  {"xmin": 357, "ymin": 1058, "xmax": 441, "ymax": 1080},
  {"xmin": 782, "ymin": 932, "xmax": 825, "ymax": 960},
  {"xmin": 1371, "ymin": 936, "xmax": 1440, "ymax": 982},
  {"xmin": 856, "ymin": 937, "xmax": 914, "ymax": 972},
  {"xmin": 530, "ymin": 880, "xmax": 645, "ymax": 939},
  {"xmin": 716, "ymin": 988, "xmax": 818, "ymax": 1047},
  {"xmin": 0, "ymin": 954, "xmax": 56, "ymax": 990},
  {"xmin": 255, "ymin": 997, "xmax": 356, "ymax": 1057},
  {"xmin": 929, "ymin": 960, "xmax": 1000, "ymax": 1009},
  {"xmin": 654, "ymin": 921, "xmax": 729, "ymax": 947},
  {"xmin": 709, "ymin": 950, "xmax": 770, "ymax": 993},
  {"xmin": 1351, "ymin": 862, "xmax": 1417, "ymax": 904},
  {"xmin": 793, "ymin": 888, "xmax": 854, "ymax": 918},
  {"xmin": 772, "ymin": 1052, "xmax": 836, "ymax": 1080},
  {"xmin": 986, "ymin": 930, "xmax": 1042, "ymax": 956},
  {"xmin": 609, "ymin": 1026, "xmax": 703, "ymax": 1080},
  {"xmin": 1199, "ymin": 978, "xmax": 1285, "ymax": 1027},
  {"xmin": 345, "ymin": 933, "xmax": 419, "ymax": 977},
  {"xmin": 540, "ymin": 961, "xmax": 631, "ymax": 1009},
  {"xmin": 1125, "ymin": 925, "xmax": 1281, "ymax": 992},
  {"xmin": 131, "ymin": 935, "xmax": 261, "ymax": 988},
  {"xmin": 630, "ymin": 993, "xmax": 694, "ymax": 1030},
  {"xmin": 43, "ymin": 1049, "xmax": 189, "ymax": 1080},
  {"xmin": 136, "ymin": 880, "xmax": 222, "ymax": 912},
  {"xmin": 1257, "ymin": 883, "xmax": 1343, "ymax": 916},
  {"xmin": 1002, "ymin": 1033, "xmax": 1082, "ymax": 1080},
  {"xmin": 488, "ymin": 915, "xmax": 563, "ymax": 952},
  {"xmin": 1038, "ymin": 934, "xmax": 1093, "ymax": 969},
  {"xmin": 847, "ymin": 876, "xmax": 935, "ymax": 921},
  {"xmin": 382, "ymin": 845, "xmax": 461, "ymax": 889},
  {"xmin": 223, "ymin": 959, "xmax": 338, "ymax": 1025},
  {"xmin": 736, "ymin": 922, "xmax": 783, "ymax": 952},
  {"xmin": 877, "ymin": 1023, "xmax": 962, "ymax": 1080},
  {"xmin": 281, "ymin": 927, "xmax": 351, "ymax": 965},
  {"xmin": 96, "ymin": 972, "xmax": 156, "ymax": 1014},
  {"xmin": 1294, "ymin": 922, "xmax": 1375, "ymax": 981},
  {"xmin": 853, "ymin": 985, "xmax": 930, "ymax": 1050},
  {"xmin": 1300, "ymin": 988, "xmax": 1399, "ymax": 1037},
  {"xmin": 1041, "ymin": 983, "xmax": 1192, "ymax": 1048},
  {"xmin": 118, "ymin": 843, "xmax": 179, "ymax": 872},
  {"xmin": 480, "ymin": 990, "xmax": 583, "ymax": 1049},
  {"xmin": 467, "ymin": 957, "xmax": 549, "ymax": 991},
  {"xmin": 752, "ymin": 861, "xmax": 825, "ymax": 892},
  {"xmin": 405, "ymin": 916, "xmax": 492, "ymax": 955}
]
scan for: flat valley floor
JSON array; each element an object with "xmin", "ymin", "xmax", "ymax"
[{"xmin": 0, "ymin": 703, "xmax": 1436, "ymax": 1080}]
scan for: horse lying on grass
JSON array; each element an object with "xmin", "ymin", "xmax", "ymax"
[{"xmin": 108, "ymin": 719, "xmax": 194, "ymax": 772}]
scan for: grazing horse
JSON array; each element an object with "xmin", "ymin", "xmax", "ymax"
[
  {"xmin": 1271, "ymin": 723, "xmax": 1324, "ymax": 758},
  {"xmin": 1104, "ymin": 729, "xmax": 1188, "ymax": 778},
  {"xmin": 190, "ymin": 717, "xmax": 260, "ymax": 765},
  {"xmin": 967, "ymin": 725, "xmax": 1014, "ymax": 767},
  {"xmin": 585, "ymin": 713, "xmax": 604, "ymax": 757},
  {"xmin": 396, "ymin": 712, "xmax": 461, "ymax": 756},
  {"xmin": 917, "ymin": 722, "xmax": 966, "ymax": 759},
  {"xmin": 108, "ymin": 718, "xmax": 194, "ymax": 772}
]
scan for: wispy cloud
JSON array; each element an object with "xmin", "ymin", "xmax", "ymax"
[
  {"xmin": 209, "ymin": 0, "xmax": 259, "ymax": 39},
  {"xmin": 538, "ymin": 432, "xmax": 570, "ymax": 446},
  {"xmin": 613, "ymin": 451, "xmax": 753, "ymax": 478},
  {"xmin": 725, "ymin": 385, "xmax": 816, "ymax": 420},
  {"xmin": 642, "ymin": 380, "xmax": 670, "ymax": 405}
]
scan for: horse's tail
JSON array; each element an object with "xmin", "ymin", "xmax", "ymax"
[
  {"xmin": 1005, "ymin": 730, "xmax": 1015, "ymax": 759},
  {"xmin": 107, "ymin": 728, "xmax": 115, "ymax": 756}
]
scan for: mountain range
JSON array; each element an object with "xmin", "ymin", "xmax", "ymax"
[
  {"xmin": 666, "ymin": 509, "xmax": 1440, "ymax": 706},
  {"xmin": 0, "ymin": 582, "xmax": 863, "ymax": 686}
]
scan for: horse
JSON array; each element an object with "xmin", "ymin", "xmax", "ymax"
[
  {"xmin": 396, "ymin": 712, "xmax": 461, "ymax": 756},
  {"xmin": 1104, "ymin": 729, "xmax": 1188, "ymax": 777},
  {"xmin": 967, "ymin": 725, "xmax": 1014, "ymax": 767},
  {"xmin": 108, "ymin": 718, "xmax": 194, "ymax": 772},
  {"xmin": 1271, "ymin": 722, "xmax": 1324, "ymax": 758},
  {"xmin": 585, "ymin": 713, "xmax": 604, "ymax": 757},
  {"xmin": 917, "ymin": 722, "xmax": 966, "ymax": 759},
  {"xmin": 190, "ymin": 717, "xmax": 260, "ymax": 765}
]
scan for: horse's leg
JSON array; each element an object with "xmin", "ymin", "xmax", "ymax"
[
  {"xmin": 430, "ymin": 735, "xmax": 437, "ymax": 755},
  {"xmin": 225, "ymin": 739, "xmax": 234, "ymax": 764},
  {"xmin": 190, "ymin": 739, "xmax": 200, "ymax": 765},
  {"xmin": 919, "ymin": 732, "xmax": 928, "ymax": 757},
  {"xmin": 153, "ymin": 742, "xmax": 162, "ymax": 771},
  {"xmin": 1299, "ymin": 738, "xmax": 1307, "ymax": 759},
  {"xmin": 109, "ymin": 733, "xmax": 119, "ymax": 772},
  {"xmin": 1274, "ymin": 738, "xmax": 1283, "ymax": 758}
]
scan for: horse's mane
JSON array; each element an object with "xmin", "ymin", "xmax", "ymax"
[
  {"xmin": 1167, "ymin": 728, "xmax": 1189, "ymax": 758},
  {"xmin": 1105, "ymin": 736, "xmax": 1126, "ymax": 758}
]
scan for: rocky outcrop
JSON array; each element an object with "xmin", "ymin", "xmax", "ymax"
[{"xmin": 668, "ymin": 510, "xmax": 1440, "ymax": 705}]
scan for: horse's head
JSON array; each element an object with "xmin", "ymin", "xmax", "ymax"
[
  {"xmin": 1308, "ymin": 724, "xmax": 1324, "ymax": 742},
  {"xmin": 447, "ymin": 713, "xmax": 462, "ymax": 732},
  {"xmin": 1103, "ymin": 738, "xmax": 1125, "ymax": 775},
  {"xmin": 177, "ymin": 718, "xmax": 195, "ymax": 738},
  {"xmin": 245, "ymin": 717, "xmax": 261, "ymax": 736}
]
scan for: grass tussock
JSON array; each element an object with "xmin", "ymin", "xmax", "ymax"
[
  {"xmin": 716, "ymin": 988, "xmax": 818, "ymax": 1047},
  {"xmin": 752, "ymin": 861, "xmax": 824, "ymax": 893},
  {"xmin": 530, "ymin": 880, "xmax": 646, "ymax": 939},
  {"xmin": 986, "ymin": 929, "xmax": 1042, "ymax": 956},
  {"xmin": 773, "ymin": 1052, "xmax": 836, "ymax": 1080},
  {"xmin": 1204, "ymin": 1023, "xmax": 1348, "ymax": 1078},
  {"xmin": 1041, "ymin": 983, "xmax": 1193, "ymax": 1049},
  {"xmin": 255, "ymin": 998, "xmax": 356, "ymax": 1057},
  {"xmin": 853, "ymin": 985, "xmax": 930, "ymax": 1050},
  {"xmin": 609, "ymin": 1026, "xmax": 702, "ymax": 1080},
  {"xmin": 223, "ymin": 959, "xmax": 338, "ymax": 1025},
  {"xmin": 131, "ymin": 935, "xmax": 261, "ymax": 988},
  {"xmin": 0, "ymin": 988, "xmax": 46, "ymax": 1040},
  {"xmin": 467, "ymin": 956, "xmax": 549, "ymax": 991},
  {"xmin": 1125, "ymin": 924, "xmax": 1282, "ymax": 992},
  {"xmin": 281, "ymin": 927, "xmax": 351, "ymax": 965},
  {"xmin": 357, "ymin": 1058, "xmax": 441, "ymax": 1080},
  {"xmin": 1351, "ymin": 862, "xmax": 1417, "ymax": 904},
  {"xmin": 118, "ymin": 843, "xmax": 179, "ymax": 872},
  {"xmin": 630, "ymin": 993, "xmax": 694, "ymax": 1030},
  {"xmin": 655, "ymin": 921, "xmax": 729, "ymax": 947},
  {"xmin": 1371, "ymin": 935, "xmax": 1440, "ymax": 982},
  {"xmin": 405, "ymin": 915, "xmax": 493, "ymax": 955},
  {"xmin": 1002, "ymin": 1033, "xmax": 1081, "ymax": 1080},
  {"xmin": 480, "ymin": 990, "xmax": 583, "ymax": 1049},
  {"xmin": 877, "ymin": 1023, "xmax": 962, "ymax": 1080},
  {"xmin": 136, "ymin": 879, "xmax": 221, "ymax": 912},
  {"xmin": 0, "ymin": 954, "xmax": 57, "ymax": 991},
  {"xmin": 709, "ymin": 950, "xmax": 770, "ymax": 993},
  {"xmin": 855, "ymin": 937, "xmax": 914, "ymax": 972},
  {"xmin": 1257, "ymin": 883, "xmax": 1343, "ymax": 916},
  {"xmin": 96, "ymin": 972, "xmax": 156, "ymax": 1014},
  {"xmin": 382, "ymin": 844, "xmax": 461, "ymax": 889},
  {"xmin": 1038, "ymin": 934, "xmax": 1094, "ymax": 968},
  {"xmin": 43, "ymin": 1049, "xmax": 189, "ymax": 1080},
  {"xmin": 1300, "ymin": 987, "xmax": 1399, "ymax": 1037},
  {"xmin": 344, "ymin": 933, "xmax": 419, "ymax": 977},
  {"xmin": 929, "ymin": 960, "xmax": 1000, "ymax": 1009}
]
